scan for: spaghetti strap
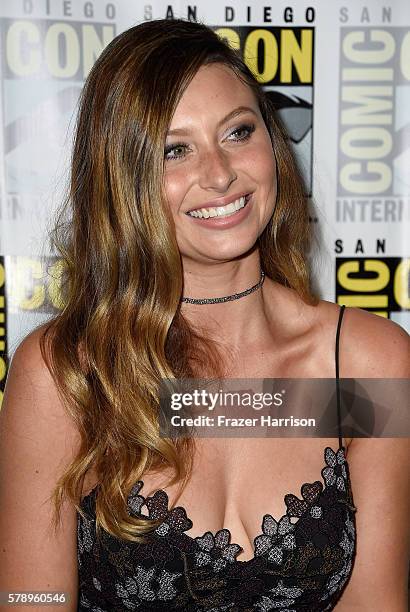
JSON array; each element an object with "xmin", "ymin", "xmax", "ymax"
[{"xmin": 335, "ymin": 305, "xmax": 346, "ymax": 449}]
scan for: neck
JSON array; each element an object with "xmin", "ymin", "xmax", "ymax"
[
  {"xmin": 181, "ymin": 269, "xmax": 264, "ymax": 304},
  {"xmin": 180, "ymin": 267, "xmax": 276, "ymax": 349}
]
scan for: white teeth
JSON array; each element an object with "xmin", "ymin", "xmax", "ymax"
[{"xmin": 188, "ymin": 196, "xmax": 247, "ymax": 219}]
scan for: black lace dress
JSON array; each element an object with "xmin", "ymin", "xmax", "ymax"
[{"xmin": 77, "ymin": 306, "xmax": 357, "ymax": 611}]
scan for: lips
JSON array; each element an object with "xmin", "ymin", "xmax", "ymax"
[
  {"xmin": 184, "ymin": 192, "xmax": 254, "ymax": 229},
  {"xmin": 185, "ymin": 192, "xmax": 251, "ymax": 215}
]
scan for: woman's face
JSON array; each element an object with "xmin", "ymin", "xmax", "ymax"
[{"xmin": 163, "ymin": 63, "xmax": 277, "ymax": 264}]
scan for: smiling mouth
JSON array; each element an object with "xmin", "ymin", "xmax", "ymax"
[{"xmin": 186, "ymin": 194, "xmax": 251, "ymax": 219}]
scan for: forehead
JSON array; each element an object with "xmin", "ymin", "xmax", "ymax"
[{"xmin": 169, "ymin": 63, "xmax": 258, "ymax": 126}]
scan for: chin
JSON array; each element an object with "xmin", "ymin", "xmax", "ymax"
[{"xmin": 193, "ymin": 241, "xmax": 258, "ymax": 262}]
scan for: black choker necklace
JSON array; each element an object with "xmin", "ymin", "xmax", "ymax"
[{"xmin": 181, "ymin": 270, "xmax": 265, "ymax": 305}]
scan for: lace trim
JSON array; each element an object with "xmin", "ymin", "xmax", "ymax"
[{"xmin": 80, "ymin": 445, "xmax": 356, "ymax": 565}]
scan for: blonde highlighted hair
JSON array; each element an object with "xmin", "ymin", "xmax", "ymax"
[{"xmin": 40, "ymin": 18, "xmax": 317, "ymax": 542}]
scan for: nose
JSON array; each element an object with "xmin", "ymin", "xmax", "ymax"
[{"xmin": 197, "ymin": 146, "xmax": 237, "ymax": 192}]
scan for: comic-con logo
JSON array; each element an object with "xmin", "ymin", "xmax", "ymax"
[
  {"xmin": 5, "ymin": 255, "xmax": 64, "ymax": 315},
  {"xmin": 336, "ymin": 257, "xmax": 410, "ymax": 318},
  {"xmin": 337, "ymin": 27, "xmax": 410, "ymax": 199}
]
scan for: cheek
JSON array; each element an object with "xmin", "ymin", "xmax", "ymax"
[
  {"xmin": 243, "ymin": 143, "xmax": 277, "ymax": 190},
  {"xmin": 163, "ymin": 169, "xmax": 189, "ymax": 215}
]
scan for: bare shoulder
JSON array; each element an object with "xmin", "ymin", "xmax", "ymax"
[
  {"xmin": 5, "ymin": 323, "xmax": 69, "ymax": 419},
  {"xmin": 338, "ymin": 304, "xmax": 409, "ymax": 377},
  {"xmin": 269, "ymin": 285, "xmax": 409, "ymax": 378},
  {"xmin": 315, "ymin": 300, "xmax": 409, "ymax": 378},
  {"xmin": 1, "ymin": 320, "xmax": 82, "ymax": 488},
  {"xmin": 8, "ymin": 322, "xmax": 58, "ymax": 388},
  {"xmin": 9, "ymin": 321, "xmax": 53, "ymax": 372},
  {"xmin": 0, "ymin": 322, "xmax": 80, "ymax": 603}
]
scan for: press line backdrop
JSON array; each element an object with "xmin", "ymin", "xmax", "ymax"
[{"xmin": 0, "ymin": 0, "xmax": 409, "ymax": 405}]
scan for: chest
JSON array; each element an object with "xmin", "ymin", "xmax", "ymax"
[{"xmin": 138, "ymin": 438, "xmax": 349, "ymax": 562}]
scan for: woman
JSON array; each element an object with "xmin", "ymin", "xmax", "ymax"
[{"xmin": 0, "ymin": 19, "xmax": 408, "ymax": 612}]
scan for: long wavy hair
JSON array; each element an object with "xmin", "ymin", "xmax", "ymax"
[{"xmin": 40, "ymin": 18, "xmax": 318, "ymax": 541}]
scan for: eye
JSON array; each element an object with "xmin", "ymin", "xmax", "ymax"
[
  {"xmin": 164, "ymin": 143, "xmax": 189, "ymax": 161},
  {"xmin": 227, "ymin": 123, "xmax": 256, "ymax": 142}
]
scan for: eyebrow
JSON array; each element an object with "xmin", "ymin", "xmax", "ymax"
[{"xmin": 167, "ymin": 106, "xmax": 258, "ymax": 136}]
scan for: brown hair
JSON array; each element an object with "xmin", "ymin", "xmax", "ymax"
[{"xmin": 41, "ymin": 18, "xmax": 317, "ymax": 541}]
